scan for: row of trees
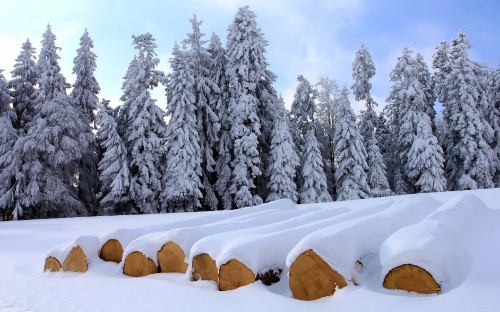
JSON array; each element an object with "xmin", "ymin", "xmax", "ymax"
[{"xmin": 0, "ymin": 6, "xmax": 498, "ymax": 220}]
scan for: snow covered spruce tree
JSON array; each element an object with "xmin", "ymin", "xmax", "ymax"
[
  {"xmin": 267, "ymin": 100, "xmax": 300, "ymax": 202},
  {"xmin": 290, "ymin": 74, "xmax": 316, "ymax": 151},
  {"xmin": 120, "ymin": 33, "xmax": 167, "ymax": 214},
  {"xmin": 226, "ymin": 6, "xmax": 281, "ymax": 208},
  {"xmin": 183, "ymin": 16, "xmax": 221, "ymax": 211},
  {"xmin": 386, "ymin": 48, "xmax": 415, "ymax": 194},
  {"xmin": 493, "ymin": 65, "xmax": 500, "ymax": 186},
  {"xmin": 439, "ymin": 32, "xmax": 495, "ymax": 190},
  {"xmin": 299, "ymin": 129, "xmax": 332, "ymax": 204},
  {"xmin": 0, "ymin": 72, "xmax": 20, "ymax": 220},
  {"xmin": 352, "ymin": 44, "xmax": 392, "ymax": 197},
  {"xmin": 96, "ymin": 99, "xmax": 131, "ymax": 215},
  {"xmin": 209, "ymin": 33, "xmax": 233, "ymax": 210},
  {"xmin": 71, "ymin": 29, "xmax": 100, "ymax": 215},
  {"xmin": 314, "ymin": 75, "xmax": 340, "ymax": 198},
  {"xmin": 334, "ymin": 87, "xmax": 371, "ymax": 201},
  {"xmin": 17, "ymin": 26, "xmax": 92, "ymax": 218},
  {"xmin": 162, "ymin": 43, "xmax": 202, "ymax": 212},
  {"xmin": 393, "ymin": 48, "xmax": 446, "ymax": 193},
  {"xmin": 8, "ymin": 39, "xmax": 37, "ymax": 130}
]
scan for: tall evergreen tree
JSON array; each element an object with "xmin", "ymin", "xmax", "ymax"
[
  {"xmin": 266, "ymin": 101, "xmax": 299, "ymax": 203},
  {"xmin": 441, "ymin": 32, "xmax": 495, "ymax": 190},
  {"xmin": 299, "ymin": 129, "xmax": 332, "ymax": 204},
  {"xmin": 71, "ymin": 29, "xmax": 100, "ymax": 215},
  {"xmin": 8, "ymin": 39, "xmax": 37, "ymax": 130},
  {"xmin": 352, "ymin": 44, "xmax": 392, "ymax": 197},
  {"xmin": 209, "ymin": 33, "xmax": 232, "ymax": 210},
  {"xmin": 163, "ymin": 44, "xmax": 202, "ymax": 212},
  {"xmin": 314, "ymin": 75, "xmax": 340, "ymax": 198},
  {"xmin": 96, "ymin": 100, "xmax": 131, "ymax": 215},
  {"xmin": 121, "ymin": 34, "xmax": 167, "ymax": 214},
  {"xmin": 493, "ymin": 65, "xmax": 500, "ymax": 186},
  {"xmin": 0, "ymin": 72, "xmax": 19, "ymax": 220},
  {"xmin": 334, "ymin": 87, "xmax": 371, "ymax": 201},
  {"xmin": 17, "ymin": 25, "xmax": 91, "ymax": 218},
  {"xmin": 184, "ymin": 16, "xmax": 221, "ymax": 211},
  {"xmin": 226, "ymin": 6, "xmax": 269, "ymax": 208},
  {"xmin": 290, "ymin": 75, "xmax": 316, "ymax": 151}
]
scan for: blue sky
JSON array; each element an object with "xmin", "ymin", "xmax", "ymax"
[{"xmin": 0, "ymin": 0, "xmax": 498, "ymax": 113}]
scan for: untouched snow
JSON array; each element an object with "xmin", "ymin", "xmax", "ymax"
[{"xmin": 0, "ymin": 189, "xmax": 499, "ymax": 312}]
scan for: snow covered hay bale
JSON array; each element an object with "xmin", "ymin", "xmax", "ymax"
[
  {"xmin": 44, "ymin": 256, "xmax": 62, "ymax": 272},
  {"xmin": 383, "ymin": 264, "xmax": 440, "ymax": 294},
  {"xmin": 380, "ymin": 194, "xmax": 491, "ymax": 295},
  {"xmin": 123, "ymin": 251, "xmax": 158, "ymax": 277},
  {"xmin": 192, "ymin": 253, "xmax": 218, "ymax": 283},
  {"xmin": 157, "ymin": 241, "xmax": 188, "ymax": 273},
  {"xmin": 99, "ymin": 239, "xmax": 124, "ymax": 263},
  {"xmin": 63, "ymin": 246, "xmax": 88, "ymax": 272},
  {"xmin": 289, "ymin": 249, "xmax": 347, "ymax": 301},
  {"xmin": 219, "ymin": 259, "xmax": 256, "ymax": 291}
]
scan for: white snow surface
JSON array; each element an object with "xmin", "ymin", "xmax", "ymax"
[
  {"xmin": 99, "ymin": 198, "xmax": 295, "ymax": 258},
  {"xmin": 1, "ymin": 189, "xmax": 500, "ymax": 312},
  {"xmin": 122, "ymin": 204, "xmax": 307, "ymax": 266}
]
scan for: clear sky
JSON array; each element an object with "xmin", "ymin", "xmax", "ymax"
[{"xmin": 0, "ymin": 0, "xmax": 498, "ymax": 113}]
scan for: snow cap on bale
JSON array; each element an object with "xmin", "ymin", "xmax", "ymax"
[
  {"xmin": 45, "ymin": 235, "xmax": 99, "ymax": 273},
  {"xmin": 380, "ymin": 194, "xmax": 492, "ymax": 293}
]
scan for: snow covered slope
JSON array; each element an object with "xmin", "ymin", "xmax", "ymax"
[{"xmin": 0, "ymin": 189, "xmax": 499, "ymax": 312}]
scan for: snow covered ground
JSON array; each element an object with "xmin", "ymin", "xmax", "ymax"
[{"xmin": 1, "ymin": 189, "xmax": 500, "ymax": 312}]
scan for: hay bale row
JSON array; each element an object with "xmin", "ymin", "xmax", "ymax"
[
  {"xmin": 99, "ymin": 199, "xmax": 296, "ymax": 264},
  {"xmin": 121, "ymin": 201, "xmax": 300, "ymax": 277}
]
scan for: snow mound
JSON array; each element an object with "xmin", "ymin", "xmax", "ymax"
[
  {"xmin": 380, "ymin": 193, "xmax": 494, "ymax": 290},
  {"xmin": 286, "ymin": 194, "xmax": 443, "ymax": 281},
  {"xmin": 100, "ymin": 199, "xmax": 295, "ymax": 252},
  {"xmin": 46, "ymin": 235, "xmax": 100, "ymax": 266},
  {"xmin": 121, "ymin": 202, "xmax": 303, "ymax": 266}
]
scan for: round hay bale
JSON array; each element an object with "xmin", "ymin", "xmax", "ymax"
[
  {"xmin": 63, "ymin": 246, "xmax": 88, "ymax": 273},
  {"xmin": 192, "ymin": 253, "xmax": 218, "ymax": 283},
  {"xmin": 157, "ymin": 241, "xmax": 188, "ymax": 273},
  {"xmin": 123, "ymin": 251, "xmax": 158, "ymax": 277},
  {"xmin": 219, "ymin": 259, "xmax": 256, "ymax": 291},
  {"xmin": 383, "ymin": 264, "xmax": 440, "ymax": 294},
  {"xmin": 99, "ymin": 239, "xmax": 124, "ymax": 263},
  {"xmin": 289, "ymin": 249, "xmax": 347, "ymax": 301},
  {"xmin": 44, "ymin": 256, "xmax": 62, "ymax": 272}
]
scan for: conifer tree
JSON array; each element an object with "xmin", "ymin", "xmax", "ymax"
[
  {"xmin": 71, "ymin": 29, "xmax": 100, "ymax": 215},
  {"xmin": 290, "ymin": 75, "xmax": 316, "ymax": 151},
  {"xmin": 314, "ymin": 75, "xmax": 340, "ymax": 198},
  {"xmin": 8, "ymin": 39, "xmax": 37, "ymax": 130},
  {"xmin": 352, "ymin": 44, "xmax": 392, "ymax": 197},
  {"xmin": 96, "ymin": 100, "xmax": 131, "ymax": 215},
  {"xmin": 184, "ymin": 16, "xmax": 221, "ymax": 211},
  {"xmin": 334, "ymin": 87, "xmax": 371, "ymax": 201},
  {"xmin": 209, "ymin": 33, "xmax": 232, "ymax": 210},
  {"xmin": 226, "ymin": 6, "xmax": 269, "ymax": 208},
  {"xmin": 121, "ymin": 33, "xmax": 167, "ymax": 214},
  {"xmin": 18, "ymin": 25, "xmax": 91, "ymax": 218},
  {"xmin": 299, "ymin": 129, "xmax": 332, "ymax": 204},
  {"xmin": 0, "ymin": 72, "xmax": 19, "ymax": 220},
  {"xmin": 441, "ymin": 32, "xmax": 495, "ymax": 190},
  {"xmin": 163, "ymin": 44, "xmax": 202, "ymax": 212},
  {"xmin": 266, "ymin": 101, "xmax": 299, "ymax": 202}
]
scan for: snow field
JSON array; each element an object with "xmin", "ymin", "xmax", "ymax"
[{"xmin": 21, "ymin": 189, "xmax": 500, "ymax": 311}]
